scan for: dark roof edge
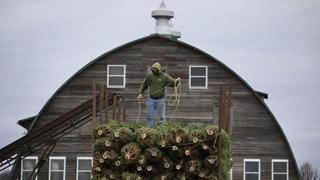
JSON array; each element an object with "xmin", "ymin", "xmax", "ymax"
[
  {"xmin": 255, "ymin": 90, "xmax": 269, "ymax": 99},
  {"xmin": 28, "ymin": 34, "xmax": 301, "ymax": 179},
  {"xmin": 17, "ymin": 116, "xmax": 37, "ymax": 130}
]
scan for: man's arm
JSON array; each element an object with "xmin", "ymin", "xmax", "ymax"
[
  {"xmin": 137, "ymin": 75, "xmax": 150, "ymax": 99},
  {"xmin": 165, "ymin": 74, "xmax": 181, "ymax": 87}
]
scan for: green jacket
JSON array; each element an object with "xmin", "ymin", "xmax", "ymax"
[{"xmin": 138, "ymin": 63, "xmax": 177, "ymax": 99}]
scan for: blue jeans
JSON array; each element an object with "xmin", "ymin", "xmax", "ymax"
[{"xmin": 147, "ymin": 97, "xmax": 165, "ymax": 127}]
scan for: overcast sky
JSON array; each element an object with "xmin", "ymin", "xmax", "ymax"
[{"xmin": 1, "ymin": 0, "xmax": 319, "ymax": 170}]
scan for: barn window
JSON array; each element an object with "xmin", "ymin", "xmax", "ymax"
[
  {"xmin": 189, "ymin": 66, "xmax": 208, "ymax": 89},
  {"xmin": 272, "ymin": 159, "xmax": 289, "ymax": 180},
  {"xmin": 77, "ymin": 157, "xmax": 93, "ymax": 180},
  {"xmin": 49, "ymin": 157, "xmax": 66, "ymax": 180},
  {"xmin": 244, "ymin": 159, "xmax": 260, "ymax": 180},
  {"xmin": 21, "ymin": 156, "xmax": 38, "ymax": 180},
  {"xmin": 107, "ymin": 65, "xmax": 126, "ymax": 88}
]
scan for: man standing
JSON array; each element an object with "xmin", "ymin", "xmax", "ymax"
[{"xmin": 137, "ymin": 62, "xmax": 181, "ymax": 127}]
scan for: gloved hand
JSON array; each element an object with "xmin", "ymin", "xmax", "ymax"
[{"xmin": 176, "ymin": 77, "xmax": 181, "ymax": 85}]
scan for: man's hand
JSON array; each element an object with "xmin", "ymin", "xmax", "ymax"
[
  {"xmin": 137, "ymin": 93, "xmax": 143, "ymax": 100},
  {"xmin": 176, "ymin": 77, "xmax": 181, "ymax": 85}
]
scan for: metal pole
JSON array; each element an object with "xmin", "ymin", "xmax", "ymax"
[
  {"xmin": 217, "ymin": 84, "xmax": 224, "ymax": 179},
  {"xmin": 27, "ymin": 143, "xmax": 56, "ymax": 180},
  {"xmin": 105, "ymin": 86, "xmax": 108, "ymax": 123},
  {"xmin": 112, "ymin": 94, "xmax": 116, "ymax": 120},
  {"xmin": 92, "ymin": 80, "xmax": 97, "ymax": 142},
  {"xmin": 117, "ymin": 97, "xmax": 121, "ymax": 121},
  {"xmin": 99, "ymin": 85, "xmax": 105, "ymax": 124},
  {"xmin": 122, "ymin": 108, "xmax": 126, "ymax": 122}
]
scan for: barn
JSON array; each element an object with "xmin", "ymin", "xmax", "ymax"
[{"xmin": 0, "ymin": 2, "xmax": 301, "ymax": 180}]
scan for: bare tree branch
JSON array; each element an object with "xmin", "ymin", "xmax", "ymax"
[{"xmin": 300, "ymin": 162, "xmax": 319, "ymax": 180}]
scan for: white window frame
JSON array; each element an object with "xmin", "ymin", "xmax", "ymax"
[
  {"xmin": 21, "ymin": 156, "xmax": 38, "ymax": 180},
  {"xmin": 76, "ymin": 157, "xmax": 93, "ymax": 180},
  {"xmin": 244, "ymin": 159, "xmax": 260, "ymax": 180},
  {"xmin": 272, "ymin": 159, "xmax": 289, "ymax": 180},
  {"xmin": 49, "ymin": 156, "xmax": 66, "ymax": 180},
  {"xmin": 189, "ymin": 65, "xmax": 208, "ymax": 89},
  {"xmin": 107, "ymin": 65, "xmax": 126, "ymax": 88}
]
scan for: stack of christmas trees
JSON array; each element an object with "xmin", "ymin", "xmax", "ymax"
[{"xmin": 93, "ymin": 121, "xmax": 231, "ymax": 180}]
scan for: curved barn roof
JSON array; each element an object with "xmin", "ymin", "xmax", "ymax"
[{"xmin": 28, "ymin": 34, "xmax": 301, "ymax": 179}]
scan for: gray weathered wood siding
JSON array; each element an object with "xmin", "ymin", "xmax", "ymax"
[{"xmin": 13, "ymin": 35, "xmax": 299, "ymax": 180}]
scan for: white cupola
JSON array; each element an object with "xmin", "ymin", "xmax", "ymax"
[{"xmin": 151, "ymin": 1, "xmax": 181, "ymax": 39}]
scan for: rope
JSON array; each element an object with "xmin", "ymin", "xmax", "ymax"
[
  {"xmin": 167, "ymin": 82, "xmax": 181, "ymax": 121},
  {"xmin": 167, "ymin": 81, "xmax": 181, "ymax": 106},
  {"xmin": 136, "ymin": 80, "xmax": 181, "ymax": 123},
  {"xmin": 136, "ymin": 99, "xmax": 141, "ymax": 123}
]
